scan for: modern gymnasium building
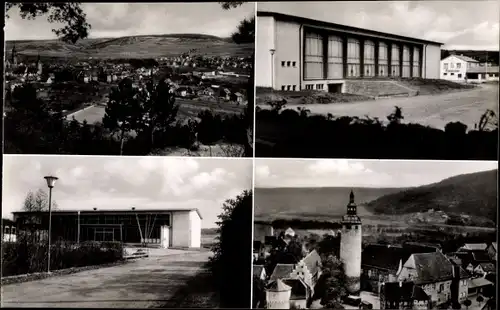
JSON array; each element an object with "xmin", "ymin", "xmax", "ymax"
[
  {"xmin": 256, "ymin": 11, "xmax": 443, "ymax": 92},
  {"xmin": 12, "ymin": 208, "xmax": 202, "ymax": 249}
]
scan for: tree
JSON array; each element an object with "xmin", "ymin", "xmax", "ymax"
[
  {"xmin": 138, "ymin": 79, "xmax": 179, "ymax": 148},
  {"xmin": 252, "ymin": 275, "xmax": 267, "ymax": 308},
  {"xmin": 221, "ymin": 1, "xmax": 254, "ymax": 157},
  {"xmin": 103, "ymin": 78, "xmax": 143, "ymax": 155},
  {"xmin": 6, "ymin": 2, "xmax": 91, "ymax": 43},
  {"xmin": 23, "ymin": 189, "xmax": 59, "ymax": 212},
  {"xmin": 316, "ymin": 255, "xmax": 348, "ymax": 308},
  {"xmin": 209, "ymin": 190, "xmax": 252, "ymax": 308},
  {"xmin": 477, "ymin": 295, "xmax": 484, "ymax": 304},
  {"xmin": 463, "ymin": 299, "xmax": 472, "ymax": 309}
]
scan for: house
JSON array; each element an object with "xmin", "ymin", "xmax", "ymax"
[
  {"xmin": 254, "ymin": 265, "xmax": 267, "ymax": 281},
  {"xmin": 380, "ymin": 281, "xmax": 431, "ymax": 310},
  {"xmin": 2, "ymin": 218, "xmax": 17, "ymax": 243},
  {"xmin": 468, "ymin": 277, "xmax": 494, "ymax": 297},
  {"xmin": 290, "ymin": 249, "xmax": 322, "ymax": 297},
  {"xmin": 440, "ymin": 54, "xmax": 479, "ymax": 82},
  {"xmin": 466, "ymin": 66, "xmax": 499, "ymax": 83},
  {"xmin": 285, "ymin": 227, "xmax": 295, "ymax": 237},
  {"xmin": 233, "ymin": 92, "xmax": 245, "ymax": 104},
  {"xmin": 283, "ymin": 278, "xmax": 309, "ymax": 309},
  {"xmin": 486, "ymin": 242, "xmax": 497, "ymax": 261},
  {"xmin": 474, "ymin": 262, "xmax": 496, "ymax": 277},
  {"xmin": 397, "ymin": 252, "xmax": 470, "ymax": 307}
]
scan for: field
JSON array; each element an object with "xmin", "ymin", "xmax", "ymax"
[
  {"xmin": 67, "ymin": 98, "xmax": 245, "ymax": 124},
  {"xmin": 6, "ymin": 34, "xmax": 254, "ymax": 59},
  {"xmin": 201, "ymin": 228, "xmax": 218, "ymax": 250}
]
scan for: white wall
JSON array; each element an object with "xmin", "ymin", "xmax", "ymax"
[
  {"xmin": 440, "ymin": 55, "xmax": 467, "ymax": 81},
  {"xmin": 160, "ymin": 225, "xmax": 169, "ymax": 249},
  {"xmin": 340, "ymin": 224, "xmax": 362, "ymax": 292},
  {"xmin": 189, "ymin": 210, "xmax": 201, "ymax": 248},
  {"xmin": 275, "ymin": 20, "xmax": 301, "ymax": 90},
  {"xmin": 423, "ymin": 44, "xmax": 441, "ymax": 79},
  {"xmin": 171, "ymin": 211, "xmax": 190, "ymax": 248},
  {"xmin": 256, "ymin": 16, "xmax": 275, "ymax": 88}
]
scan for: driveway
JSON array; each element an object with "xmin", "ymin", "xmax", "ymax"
[
  {"xmin": 1, "ymin": 251, "xmax": 212, "ymax": 308},
  {"xmin": 268, "ymin": 84, "xmax": 499, "ymax": 130}
]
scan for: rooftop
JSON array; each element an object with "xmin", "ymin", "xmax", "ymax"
[
  {"xmin": 270, "ymin": 263, "xmax": 295, "ymax": 281},
  {"xmin": 12, "ymin": 208, "xmax": 203, "ymax": 219},
  {"xmin": 466, "ymin": 66, "xmax": 499, "ymax": 74},
  {"xmin": 410, "ymin": 252, "xmax": 464, "ymax": 283},
  {"xmin": 257, "ymin": 11, "xmax": 444, "ymax": 46}
]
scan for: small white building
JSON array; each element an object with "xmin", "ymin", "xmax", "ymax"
[
  {"xmin": 466, "ymin": 65, "xmax": 499, "ymax": 83},
  {"xmin": 440, "ymin": 54, "xmax": 479, "ymax": 82}
]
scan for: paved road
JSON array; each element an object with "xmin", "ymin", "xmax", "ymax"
[
  {"xmin": 1, "ymin": 251, "xmax": 212, "ymax": 308},
  {"xmin": 260, "ymin": 84, "xmax": 498, "ymax": 130}
]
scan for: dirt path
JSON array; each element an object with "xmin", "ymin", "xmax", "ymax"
[
  {"xmin": 258, "ymin": 84, "xmax": 498, "ymax": 130},
  {"xmin": 1, "ymin": 251, "xmax": 213, "ymax": 308}
]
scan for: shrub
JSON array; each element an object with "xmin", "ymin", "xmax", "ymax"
[{"xmin": 1, "ymin": 238, "xmax": 124, "ymax": 277}]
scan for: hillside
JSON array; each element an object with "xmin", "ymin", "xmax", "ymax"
[
  {"xmin": 254, "ymin": 187, "xmax": 403, "ymax": 221},
  {"xmin": 5, "ymin": 33, "xmax": 254, "ymax": 59},
  {"xmin": 365, "ymin": 169, "xmax": 497, "ymax": 220},
  {"xmin": 441, "ymin": 49, "xmax": 499, "ymax": 65}
]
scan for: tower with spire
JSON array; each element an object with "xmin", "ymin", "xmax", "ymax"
[
  {"xmin": 36, "ymin": 54, "xmax": 43, "ymax": 76},
  {"xmin": 339, "ymin": 190, "xmax": 362, "ymax": 294}
]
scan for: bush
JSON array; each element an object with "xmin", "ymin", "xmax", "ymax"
[{"xmin": 1, "ymin": 238, "xmax": 123, "ymax": 277}]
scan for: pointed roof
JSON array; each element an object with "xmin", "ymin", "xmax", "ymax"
[
  {"xmin": 462, "ymin": 243, "xmax": 488, "ymax": 251},
  {"xmin": 301, "ymin": 249, "xmax": 321, "ymax": 277},
  {"xmin": 253, "ymin": 265, "xmax": 266, "ymax": 278},
  {"xmin": 453, "ymin": 55, "xmax": 479, "ymax": 63},
  {"xmin": 285, "ymin": 227, "xmax": 295, "ymax": 236},
  {"xmin": 283, "ymin": 278, "xmax": 308, "ymax": 300},
  {"xmin": 270, "ymin": 263, "xmax": 294, "ymax": 281},
  {"xmin": 409, "ymin": 252, "xmax": 457, "ymax": 284},
  {"xmin": 476, "ymin": 262, "xmax": 496, "ymax": 273},
  {"xmin": 267, "ymin": 279, "xmax": 292, "ymax": 292}
]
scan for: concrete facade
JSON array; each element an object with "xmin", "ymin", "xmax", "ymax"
[
  {"xmin": 256, "ymin": 11, "xmax": 443, "ymax": 92},
  {"xmin": 171, "ymin": 210, "xmax": 202, "ymax": 248}
]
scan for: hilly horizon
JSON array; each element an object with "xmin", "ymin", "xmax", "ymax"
[
  {"xmin": 5, "ymin": 33, "xmax": 254, "ymax": 59},
  {"xmin": 365, "ymin": 169, "xmax": 497, "ymax": 219},
  {"xmin": 255, "ymin": 169, "xmax": 497, "ymax": 225}
]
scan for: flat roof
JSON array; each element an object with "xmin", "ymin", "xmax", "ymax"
[
  {"xmin": 257, "ymin": 11, "xmax": 444, "ymax": 46},
  {"xmin": 12, "ymin": 208, "xmax": 203, "ymax": 219}
]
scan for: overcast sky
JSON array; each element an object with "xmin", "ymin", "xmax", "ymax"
[
  {"xmin": 5, "ymin": 2, "xmax": 255, "ymax": 41},
  {"xmin": 2, "ymin": 156, "xmax": 252, "ymax": 228},
  {"xmin": 255, "ymin": 159, "xmax": 497, "ymax": 188},
  {"xmin": 258, "ymin": 1, "xmax": 499, "ymax": 50}
]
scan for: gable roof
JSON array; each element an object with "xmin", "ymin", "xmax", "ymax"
[
  {"xmin": 462, "ymin": 243, "xmax": 489, "ymax": 251},
  {"xmin": 285, "ymin": 227, "xmax": 295, "ymax": 236},
  {"xmin": 472, "ymin": 251, "xmax": 492, "ymax": 263},
  {"xmin": 257, "ymin": 11, "xmax": 443, "ymax": 46},
  {"xmin": 410, "ymin": 252, "xmax": 455, "ymax": 284},
  {"xmin": 283, "ymin": 278, "xmax": 308, "ymax": 300},
  {"xmin": 468, "ymin": 277, "xmax": 494, "ymax": 289},
  {"xmin": 270, "ymin": 263, "xmax": 294, "ymax": 281},
  {"xmin": 476, "ymin": 262, "xmax": 496, "ymax": 273},
  {"xmin": 453, "ymin": 55, "xmax": 479, "ymax": 63},
  {"xmin": 490, "ymin": 242, "xmax": 497, "ymax": 252},
  {"xmin": 362, "ymin": 244, "xmax": 413, "ymax": 271},
  {"xmin": 301, "ymin": 249, "xmax": 321, "ymax": 277},
  {"xmin": 267, "ymin": 279, "xmax": 292, "ymax": 292},
  {"xmin": 253, "ymin": 265, "xmax": 266, "ymax": 278}
]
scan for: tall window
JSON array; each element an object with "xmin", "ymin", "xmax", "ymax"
[
  {"xmin": 402, "ymin": 46, "xmax": 411, "ymax": 77},
  {"xmin": 364, "ymin": 40, "xmax": 375, "ymax": 77},
  {"xmin": 413, "ymin": 47, "xmax": 421, "ymax": 77},
  {"xmin": 327, "ymin": 35, "xmax": 343, "ymax": 79},
  {"xmin": 304, "ymin": 32, "xmax": 324, "ymax": 79},
  {"xmin": 347, "ymin": 38, "xmax": 361, "ymax": 77},
  {"xmin": 391, "ymin": 44, "xmax": 400, "ymax": 77},
  {"xmin": 378, "ymin": 42, "xmax": 388, "ymax": 76},
  {"xmin": 444, "ymin": 63, "xmax": 449, "ymax": 70}
]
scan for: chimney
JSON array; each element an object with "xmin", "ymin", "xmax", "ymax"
[{"xmin": 93, "ymin": 207, "xmax": 97, "ymax": 211}]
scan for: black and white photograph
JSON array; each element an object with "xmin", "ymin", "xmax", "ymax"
[
  {"xmin": 1, "ymin": 155, "xmax": 253, "ymax": 308},
  {"xmin": 254, "ymin": 1, "xmax": 498, "ymax": 160},
  {"xmin": 4, "ymin": 2, "xmax": 255, "ymax": 157},
  {"xmin": 252, "ymin": 159, "xmax": 497, "ymax": 309}
]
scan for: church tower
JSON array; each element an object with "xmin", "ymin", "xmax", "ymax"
[
  {"xmin": 36, "ymin": 54, "xmax": 43, "ymax": 75},
  {"xmin": 339, "ymin": 190, "xmax": 362, "ymax": 294}
]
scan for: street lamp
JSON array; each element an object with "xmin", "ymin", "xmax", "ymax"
[
  {"xmin": 44, "ymin": 175, "xmax": 58, "ymax": 273},
  {"xmin": 269, "ymin": 49, "xmax": 276, "ymax": 90}
]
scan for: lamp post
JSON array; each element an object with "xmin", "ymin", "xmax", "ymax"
[
  {"xmin": 269, "ymin": 49, "xmax": 276, "ymax": 90},
  {"xmin": 44, "ymin": 175, "xmax": 58, "ymax": 273}
]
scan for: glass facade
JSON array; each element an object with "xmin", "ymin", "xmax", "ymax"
[
  {"xmin": 402, "ymin": 45, "xmax": 411, "ymax": 77},
  {"xmin": 327, "ymin": 35, "xmax": 343, "ymax": 79},
  {"xmin": 378, "ymin": 42, "xmax": 389, "ymax": 77},
  {"xmin": 364, "ymin": 40, "xmax": 375, "ymax": 77},
  {"xmin": 304, "ymin": 32, "xmax": 324, "ymax": 79},
  {"xmin": 391, "ymin": 44, "xmax": 400, "ymax": 77},
  {"xmin": 347, "ymin": 38, "xmax": 361, "ymax": 77}
]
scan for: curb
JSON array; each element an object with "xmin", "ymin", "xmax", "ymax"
[{"xmin": 1, "ymin": 259, "xmax": 128, "ymax": 286}]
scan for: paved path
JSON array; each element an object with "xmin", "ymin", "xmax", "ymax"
[
  {"xmin": 1, "ymin": 251, "xmax": 212, "ymax": 308},
  {"xmin": 260, "ymin": 84, "xmax": 498, "ymax": 130}
]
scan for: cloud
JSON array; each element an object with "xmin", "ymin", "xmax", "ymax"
[
  {"xmin": 256, "ymin": 165, "xmax": 271, "ymax": 179},
  {"xmin": 307, "ymin": 159, "xmax": 371, "ymax": 176}
]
